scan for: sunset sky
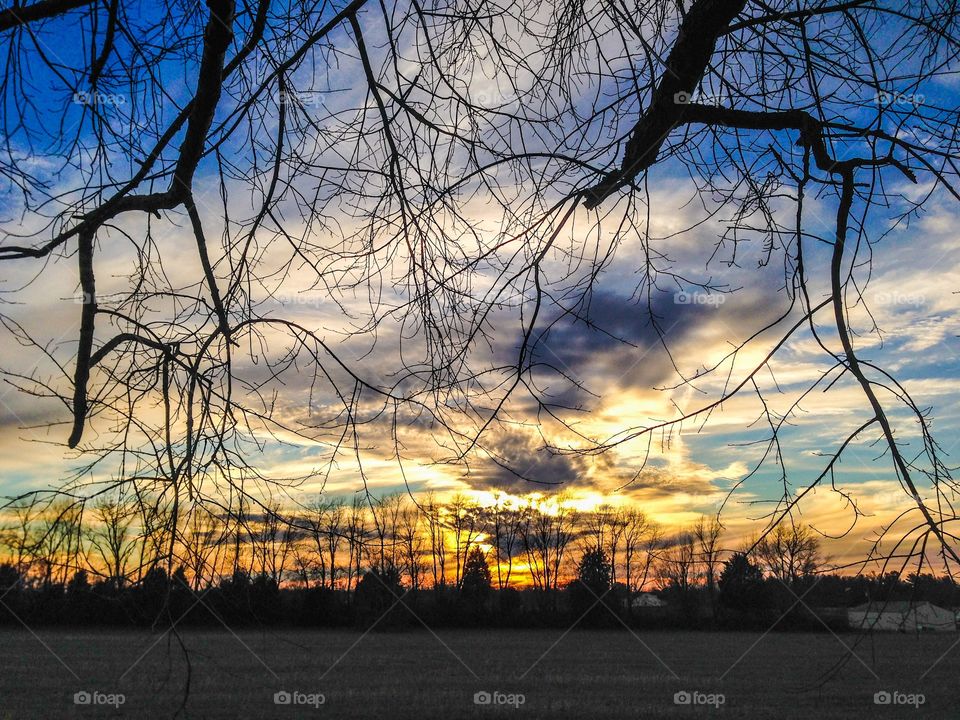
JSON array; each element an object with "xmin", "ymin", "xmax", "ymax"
[
  {"xmin": 3, "ymin": 166, "xmax": 957, "ymax": 567},
  {"xmin": 1, "ymin": 1, "xmax": 958, "ymax": 569}
]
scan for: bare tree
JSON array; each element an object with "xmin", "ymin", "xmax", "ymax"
[
  {"xmin": 304, "ymin": 503, "xmax": 328, "ymax": 589},
  {"xmin": 656, "ymin": 532, "xmax": 697, "ymax": 598},
  {"xmin": 132, "ymin": 494, "xmax": 175, "ymax": 583},
  {"xmin": 636, "ymin": 523, "xmax": 666, "ymax": 594},
  {"xmin": 86, "ymin": 496, "xmax": 137, "ymax": 588},
  {"xmin": 581, "ymin": 506, "xmax": 611, "ymax": 553},
  {"xmin": 180, "ymin": 506, "xmax": 230, "ymax": 590},
  {"xmin": 397, "ymin": 502, "xmax": 425, "ymax": 590},
  {"xmin": 322, "ymin": 499, "xmax": 345, "ymax": 590},
  {"xmin": 250, "ymin": 502, "xmax": 295, "ymax": 583},
  {"xmin": 621, "ymin": 509, "xmax": 651, "ymax": 597},
  {"xmin": 756, "ymin": 522, "xmax": 823, "ymax": 585},
  {"xmin": 606, "ymin": 509, "xmax": 629, "ymax": 587},
  {"xmin": 422, "ymin": 494, "xmax": 448, "ymax": 589},
  {"xmin": 289, "ymin": 538, "xmax": 316, "ymax": 589},
  {"xmin": 0, "ymin": 497, "xmax": 41, "ymax": 577},
  {"xmin": 303, "ymin": 498, "xmax": 346, "ymax": 589},
  {"xmin": 344, "ymin": 496, "xmax": 367, "ymax": 596},
  {"xmin": 28, "ymin": 500, "xmax": 84, "ymax": 587},
  {"xmin": 521, "ymin": 500, "xmax": 576, "ymax": 593},
  {"xmin": 693, "ymin": 515, "xmax": 724, "ymax": 616},
  {"xmin": 487, "ymin": 495, "xmax": 523, "ymax": 590},
  {"xmin": 447, "ymin": 494, "xmax": 483, "ymax": 588}
]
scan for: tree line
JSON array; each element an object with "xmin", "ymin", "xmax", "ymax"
[
  {"xmin": 1, "ymin": 493, "xmax": 957, "ymax": 630},
  {"xmin": 0, "ymin": 493, "xmax": 660, "ymax": 597}
]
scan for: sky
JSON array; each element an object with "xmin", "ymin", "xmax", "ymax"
[{"xmin": 0, "ymin": 0, "xmax": 959, "ymax": 570}]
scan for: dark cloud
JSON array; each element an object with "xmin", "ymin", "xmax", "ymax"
[
  {"xmin": 615, "ymin": 463, "xmax": 721, "ymax": 500},
  {"xmin": 535, "ymin": 290, "xmax": 687, "ymax": 365},
  {"xmin": 461, "ymin": 433, "xmax": 726, "ymax": 501},
  {"xmin": 464, "ymin": 430, "xmax": 591, "ymax": 494},
  {"xmin": 525, "ymin": 289, "xmax": 705, "ymax": 408},
  {"xmin": 526, "ymin": 285, "xmax": 792, "ymax": 406}
]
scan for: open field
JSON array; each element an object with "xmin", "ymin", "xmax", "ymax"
[{"xmin": 0, "ymin": 628, "xmax": 955, "ymax": 718}]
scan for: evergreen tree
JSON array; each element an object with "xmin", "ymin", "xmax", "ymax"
[
  {"xmin": 460, "ymin": 548, "xmax": 492, "ymax": 599},
  {"xmin": 569, "ymin": 548, "xmax": 614, "ymax": 625},
  {"xmin": 718, "ymin": 552, "xmax": 768, "ymax": 620}
]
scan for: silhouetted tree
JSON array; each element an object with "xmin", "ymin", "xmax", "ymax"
[
  {"xmin": 621, "ymin": 509, "xmax": 652, "ymax": 600},
  {"xmin": 0, "ymin": 562, "xmax": 19, "ymax": 590},
  {"xmin": 522, "ymin": 500, "xmax": 576, "ymax": 595},
  {"xmin": 136, "ymin": 565, "xmax": 171, "ymax": 624},
  {"xmin": 570, "ymin": 547, "xmax": 614, "ymax": 626},
  {"xmin": 694, "ymin": 516, "xmax": 724, "ymax": 617},
  {"xmin": 756, "ymin": 523, "xmax": 822, "ymax": 586},
  {"xmin": 67, "ymin": 569, "xmax": 90, "ymax": 595},
  {"xmin": 0, "ymin": 563, "xmax": 21, "ymax": 625},
  {"xmin": 718, "ymin": 552, "xmax": 769, "ymax": 626},
  {"xmin": 460, "ymin": 548, "xmax": 492, "ymax": 599},
  {"xmin": 459, "ymin": 547, "xmax": 492, "ymax": 623},
  {"xmin": 87, "ymin": 497, "xmax": 136, "ymax": 589},
  {"xmin": 354, "ymin": 565, "xmax": 407, "ymax": 630},
  {"xmin": 657, "ymin": 533, "xmax": 701, "ymax": 621},
  {"xmin": 487, "ymin": 496, "xmax": 523, "ymax": 591},
  {"xmin": 398, "ymin": 503, "xmax": 425, "ymax": 591}
]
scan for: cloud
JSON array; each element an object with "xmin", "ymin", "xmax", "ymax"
[
  {"xmin": 463, "ymin": 429, "xmax": 590, "ymax": 493},
  {"xmin": 532, "ymin": 289, "xmax": 695, "ymax": 390}
]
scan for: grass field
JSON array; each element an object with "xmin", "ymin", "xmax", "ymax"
[{"xmin": 0, "ymin": 628, "xmax": 956, "ymax": 718}]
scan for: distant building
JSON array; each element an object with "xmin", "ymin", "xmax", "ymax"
[
  {"xmin": 848, "ymin": 601, "xmax": 957, "ymax": 632},
  {"xmin": 631, "ymin": 592, "xmax": 666, "ymax": 609}
]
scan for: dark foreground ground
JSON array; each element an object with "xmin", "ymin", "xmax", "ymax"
[{"xmin": 0, "ymin": 628, "xmax": 955, "ymax": 718}]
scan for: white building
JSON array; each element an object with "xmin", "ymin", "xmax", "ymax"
[
  {"xmin": 631, "ymin": 592, "xmax": 666, "ymax": 608},
  {"xmin": 848, "ymin": 601, "xmax": 956, "ymax": 632}
]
